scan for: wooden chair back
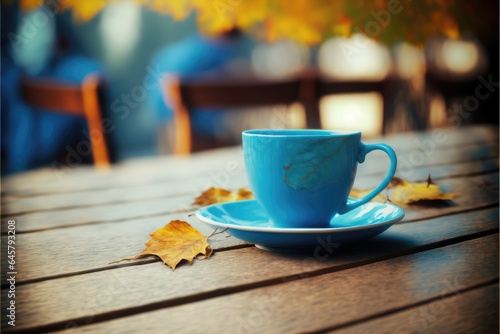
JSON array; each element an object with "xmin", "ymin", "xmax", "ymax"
[
  {"xmin": 20, "ymin": 74, "xmax": 112, "ymax": 169},
  {"xmin": 167, "ymin": 72, "xmax": 393, "ymax": 155},
  {"xmin": 166, "ymin": 76, "xmax": 307, "ymax": 155}
]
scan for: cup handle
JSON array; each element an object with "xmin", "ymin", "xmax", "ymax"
[{"xmin": 338, "ymin": 142, "xmax": 397, "ymax": 214}]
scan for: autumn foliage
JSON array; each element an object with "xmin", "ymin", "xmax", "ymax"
[
  {"xmin": 349, "ymin": 176, "xmax": 457, "ymax": 205},
  {"xmin": 14, "ymin": 0, "xmax": 482, "ymax": 46},
  {"xmin": 194, "ymin": 187, "xmax": 253, "ymax": 207},
  {"xmin": 115, "ymin": 220, "xmax": 212, "ymax": 270}
]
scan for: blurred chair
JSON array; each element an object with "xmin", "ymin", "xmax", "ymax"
[
  {"xmin": 20, "ymin": 73, "xmax": 112, "ymax": 169},
  {"xmin": 166, "ymin": 71, "xmax": 394, "ymax": 155},
  {"xmin": 166, "ymin": 76, "xmax": 302, "ymax": 155}
]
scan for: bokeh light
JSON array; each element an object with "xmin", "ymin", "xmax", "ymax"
[{"xmin": 100, "ymin": 1, "xmax": 142, "ymax": 68}]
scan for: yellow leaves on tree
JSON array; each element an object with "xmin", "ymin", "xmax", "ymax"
[
  {"xmin": 59, "ymin": 0, "xmax": 109, "ymax": 22},
  {"xmin": 17, "ymin": 0, "xmax": 44, "ymax": 11},
  {"xmin": 115, "ymin": 220, "xmax": 212, "ymax": 270},
  {"xmin": 13, "ymin": 0, "xmax": 476, "ymax": 46},
  {"xmin": 194, "ymin": 187, "xmax": 253, "ymax": 207},
  {"xmin": 350, "ymin": 176, "xmax": 457, "ymax": 205}
]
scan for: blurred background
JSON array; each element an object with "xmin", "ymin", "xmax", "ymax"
[{"xmin": 1, "ymin": 0, "xmax": 498, "ymax": 174}]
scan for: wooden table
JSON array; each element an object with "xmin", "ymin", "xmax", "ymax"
[{"xmin": 1, "ymin": 125, "xmax": 498, "ymax": 333}]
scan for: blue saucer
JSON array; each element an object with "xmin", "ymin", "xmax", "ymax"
[{"xmin": 196, "ymin": 199, "xmax": 404, "ymax": 252}]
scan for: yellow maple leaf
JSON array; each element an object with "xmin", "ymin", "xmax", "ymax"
[
  {"xmin": 350, "ymin": 176, "xmax": 457, "ymax": 206},
  {"xmin": 390, "ymin": 177, "xmax": 457, "ymax": 205},
  {"xmin": 194, "ymin": 187, "xmax": 254, "ymax": 207},
  {"xmin": 115, "ymin": 220, "xmax": 212, "ymax": 270}
]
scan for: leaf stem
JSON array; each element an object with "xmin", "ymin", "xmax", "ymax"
[{"xmin": 207, "ymin": 228, "xmax": 229, "ymax": 239}]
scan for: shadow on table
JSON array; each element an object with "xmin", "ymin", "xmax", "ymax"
[{"xmin": 272, "ymin": 233, "xmax": 417, "ymax": 263}]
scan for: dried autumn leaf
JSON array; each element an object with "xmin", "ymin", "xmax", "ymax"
[
  {"xmin": 194, "ymin": 187, "xmax": 254, "ymax": 207},
  {"xmin": 350, "ymin": 176, "xmax": 457, "ymax": 206},
  {"xmin": 115, "ymin": 220, "xmax": 212, "ymax": 270},
  {"xmin": 390, "ymin": 179, "xmax": 457, "ymax": 205}
]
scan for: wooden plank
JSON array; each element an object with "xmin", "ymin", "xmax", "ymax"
[
  {"xmin": 1, "ymin": 195, "xmax": 196, "ymax": 233},
  {"xmin": 1, "ymin": 149, "xmax": 247, "ymax": 196},
  {"xmin": 331, "ymin": 283, "xmax": 499, "ymax": 334},
  {"xmin": 1, "ymin": 174, "xmax": 498, "ymax": 283},
  {"xmin": 399, "ymin": 172, "xmax": 498, "ymax": 222},
  {"xmin": 2, "ymin": 140, "xmax": 498, "ymax": 216},
  {"xmin": 379, "ymin": 125, "xmax": 497, "ymax": 153},
  {"xmin": 0, "ymin": 173, "xmax": 248, "ymax": 217},
  {"xmin": 2, "ymin": 126, "xmax": 497, "ymax": 197},
  {"xmin": 2, "ymin": 159, "xmax": 498, "ymax": 233},
  {"xmin": 0, "ymin": 127, "xmax": 496, "ymax": 333},
  {"xmin": 353, "ymin": 172, "xmax": 499, "ymax": 223},
  {"xmin": 38, "ymin": 234, "xmax": 498, "ymax": 334},
  {"xmin": 3, "ymin": 139, "xmax": 496, "ymax": 204},
  {"xmin": 355, "ymin": 139, "xmax": 498, "ymax": 181},
  {"xmin": 1, "ymin": 209, "xmax": 497, "ymax": 331},
  {"xmin": 0, "ymin": 213, "xmax": 250, "ymax": 284},
  {"xmin": 356, "ymin": 142, "xmax": 498, "ymax": 178},
  {"xmin": 2, "ymin": 181, "xmax": 498, "ymax": 283},
  {"xmin": 2, "ymin": 128, "xmax": 498, "ymax": 202}
]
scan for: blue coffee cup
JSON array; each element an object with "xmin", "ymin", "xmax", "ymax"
[{"xmin": 242, "ymin": 129, "xmax": 397, "ymax": 228}]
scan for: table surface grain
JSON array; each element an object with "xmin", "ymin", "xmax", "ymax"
[{"xmin": 1, "ymin": 125, "xmax": 498, "ymax": 334}]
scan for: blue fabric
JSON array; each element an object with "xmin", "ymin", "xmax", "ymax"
[
  {"xmin": 1, "ymin": 55, "xmax": 105, "ymax": 175},
  {"xmin": 1, "ymin": 57, "xmax": 38, "ymax": 173},
  {"xmin": 147, "ymin": 34, "xmax": 244, "ymax": 136},
  {"xmin": 1, "ymin": 4, "xmax": 106, "ymax": 175}
]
